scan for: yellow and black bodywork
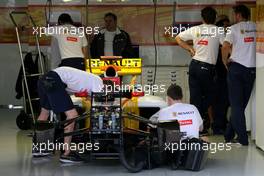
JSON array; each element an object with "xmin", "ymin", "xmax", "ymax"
[
  {"xmin": 83, "ymin": 57, "xmax": 143, "ymax": 131},
  {"xmin": 86, "ymin": 57, "xmax": 142, "ymax": 75}
]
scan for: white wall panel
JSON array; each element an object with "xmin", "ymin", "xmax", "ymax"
[
  {"xmin": 141, "ymin": 66, "xmax": 189, "ymax": 102},
  {"xmin": 256, "ymin": 53, "xmax": 264, "ymax": 150},
  {"xmin": 139, "ymin": 45, "xmax": 191, "ymax": 66}
]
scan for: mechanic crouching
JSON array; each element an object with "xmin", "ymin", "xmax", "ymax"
[
  {"xmin": 155, "ymin": 84, "xmax": 203, "ymax": 139},
  {"xmin": 147, "ymin": 84, "xmax": 208, "ymax": 170}
]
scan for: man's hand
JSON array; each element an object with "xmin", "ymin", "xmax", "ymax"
[
  {"xmin": 221, "ymin": 41, "xmax": 232, "ymax": 70},
  {"xmin": 223, "ymin": 59, "xmax": 231, "ymax": 70},
  {"xmin": 176, "ymin": 36, "xmax": 195, "ymax": 57},
  {"xmin": 188, "ymin": 47, "xmax": 196, "ymax": 57}
]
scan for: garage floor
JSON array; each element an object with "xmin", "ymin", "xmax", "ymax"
[{"xmin": 0, "ymin": 109, "xmax": 263, "ymax": 176}]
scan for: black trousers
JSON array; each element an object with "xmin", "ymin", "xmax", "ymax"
[
  {"xmin": 59, "ymin": 57, "xmax": 85, "ymax": 71},
  {"xmin": 225, "ymin": 62, "xmax": 255, "ymax": 145},
  {"xmin": 212, "ymin": 76, "xmax": 229, "ymax": 134},
  {"xmin": 189, "ymin": 60, "xmax": 216, "ymax": 130}
]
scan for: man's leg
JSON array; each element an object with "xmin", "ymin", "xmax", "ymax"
[
  {"xmin": 200, "ymin": 64, "xmax": 216, "ymax": 133},
  {"xmin": 242, "ymin": 68, "xmax": 255, "ymax": 109},
  {"xmin": 226, "ymin": 63, "xmax": 247, "ymax": 145},
  {"xmin": 225, "ymin": 123, "xmax": 235, "ymax": 142},
  {"xmin": 32, "ymin": 79, "xmax": 53, "ymax": 157},
  {"xmin": 37, "ymin": 78, "xmax": 52, "ymax": 121},
  {"xmin": 207, "ymin": 106, "xmax": 213, "ymax": 130},
  {"xmin": 41, "ymin": 71, "xmax": 82, "ymax": 161},
  {"xmin": 212, "ymin": 78, "xmax": 229, "ymax": 134},
  {"xmin": 63, "ymin": 109, "xmax": 78, "ymax": 156},
  {"xmin": 236, "ymin": 67, "xmax": 255, "ymax": 144},
  {"xmin": 189, "ymin": 61, "xmax": 203, "ymax": 118},
  {"xmin": 38, "ymin": 108, "xmax": 50, "ymax": 121},
  {"xmin": 225, "ymin": 73, "xmax": 235, "ymax": 141}
]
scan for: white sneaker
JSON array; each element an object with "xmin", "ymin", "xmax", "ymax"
[
  {"xmin": 226, "ymin": 142, "xmax": 242, "ymax": 148},
  {"xmin": 32, "ymin": 151, "xmax": 53, "ymax": 157}
]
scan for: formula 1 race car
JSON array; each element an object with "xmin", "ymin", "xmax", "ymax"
[{"xmin": 33, "ymin": 56, "xmax": 209, "ymax": 172}]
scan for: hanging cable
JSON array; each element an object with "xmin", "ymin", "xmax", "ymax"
[
  {"xmin": 86, "ymin": 0, "xmax": 92, "ymax": 73},
  {"xmin": 152, "ymin": 0, "xmax": 158, "ymax": 95},
  {"xmin": 45, "ymin": 0, "xmax": 52, "ymax": 26},
  {"xmin": 86, "ymin": 0, "xmax": 89, "ymax": 26},
  {"xmin": 172, "ymin": 1, "xmax": 177, "ymax": 27}
]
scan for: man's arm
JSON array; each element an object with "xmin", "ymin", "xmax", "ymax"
[
  {"xmin": 82, "ymin": 46, "xmax": 89, "ymax": 58},
  {"xmin": 199, "ymin": 123, "xmax": 204, "ymax": 132},
  {"xmin": 81, "ymin": 34, "xmax": 89, "ymax": 69},
  {"xmin": 82, "ymin": 46, "xmax": 89, "ymax": 69},
  {"xmin": 221, "ymin": 41, "xmax": 231, "ymax": 69},
  {"xmin": 123, "ymin": 31, "xmax": 135, "ymax": 58},
  {"xmin": 149, "ymin": 110, "xmax": 160, "ymax": 124},
  {"xmin": 193, "ymin": 106, "xmax": 203, "ymax": 132},
  {"xmin": 221, "ymin": 25, "xmax": 233, "ymax": 69},
  {"xmin": 175, "ymin": 36, "xmax": 195, "ymax": 57}
]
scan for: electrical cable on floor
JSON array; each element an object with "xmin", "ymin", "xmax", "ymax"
[{"xmin": 152, "ymin": 0, "xmax": 158, "ymax": 95}]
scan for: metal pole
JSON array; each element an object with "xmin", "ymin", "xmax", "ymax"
[
  {"xmin": 35, "ymin": 34, "xmax": 45, "ymax": 74},
  {"xmin": 15, "ymin": 27, "xmax": 35, "ymax": 120},
  {"xmin": 22, "ymin": 78, "xmax": 27, "ymax": 113},
  {"xmin": 28, "ymin": 14, "xmax": 45, "ymax": 74}
]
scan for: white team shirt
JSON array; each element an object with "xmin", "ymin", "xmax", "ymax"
[
  {"xmin": 224, "ymin": 21, "xmax": 256, "ymax": 68},
  {"xmin": 46, "ymin": 24, "xmax": 88, "ymax": 59},
  {"xmin": 54, "ymin": 67, "xmax": 103, "ymax": 94},
  {"xmin": 104, "ymin": 30, "xmax": 116, "ymax": 56},
  {"xmin": 157, "ymin": 103, "xmax": 203, "ymax": 139},
  {"xmin": 178, "ymin": 24, "xmax": 225, "ymax": 65}
]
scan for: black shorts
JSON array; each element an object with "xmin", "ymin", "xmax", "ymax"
[
  {"xmin": 59, "ymin": 57, "xmax": 85, "ymax": 71},
  {"xmin": 38, "ymin": 71, "xmax": 74, "ymax": 113}
]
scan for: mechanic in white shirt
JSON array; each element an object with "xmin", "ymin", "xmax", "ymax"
[
  {"xmin": 222, "ymin": 5, "xmax": 256, "ymax": 146},
  {"xmin": 46, "ymin": 13, "xmax": 88, "ymax": 70},
  {"xmin": 150, "ymin": 84, "xmax": 203, "ymax": 139},
  {"xmin": 175, "ymin": 7, "xmax": 224, "ymax": 135},
  {"xmin": 36, "ymin": 67, "xmax": 103, "ymax": 162}
]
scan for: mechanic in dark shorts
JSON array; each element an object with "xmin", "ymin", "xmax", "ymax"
[{"xmin": 36, "ymin": 67, "xmax": 103, "ymax": 162}]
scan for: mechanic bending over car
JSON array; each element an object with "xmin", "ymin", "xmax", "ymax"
[{"xmin": 35, "ymin": 66, "xmax": 103, "ymax": 163}]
